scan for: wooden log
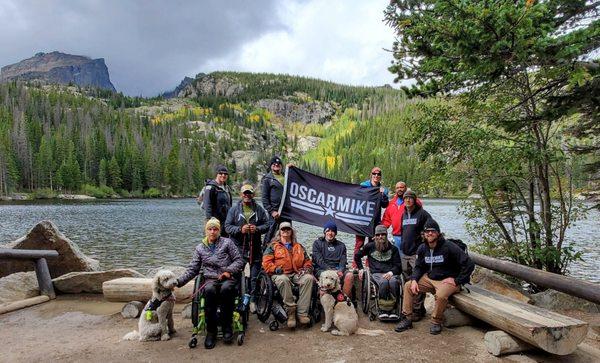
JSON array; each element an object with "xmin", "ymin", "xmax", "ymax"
[
  {"xmin": 0, "ymin": 248, "xmax": 59, "ymax": 259},
  {"xmin": 34, "ymin": 257, "xmax": 56, "ymax": 299},
  {"xmin": 121, "ymin": 301, "xmax": 144, "ymax": 318},
  {"xmin": 484, "ymin": 330, "xmax": 533, "ymax": 356},
  {"xmin": 102, "ymin": 278, "xmax": 193, "ymax": 303},
  {"xmin": 450, "ymin": 285, "xmax": 588, "ymax": 355},
  {"xmin": 0, "ymin": 295, "xmax": 50, "ymax": 315},
  {"xmin": 470, "ymin": 252, "xmax": 600, "ymax": 305}
]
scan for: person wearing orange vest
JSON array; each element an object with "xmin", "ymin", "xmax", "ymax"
[{"xmin": 262, "ymin": 222, "xmax": 314, "ymax": 329}]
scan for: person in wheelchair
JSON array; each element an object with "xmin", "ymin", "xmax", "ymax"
[
  {"xmin": 354, "ymin": 224, "xmax": 402, "ymax": 320},
  {"xmin": 262, "ymin": 221, "xmax": 314, "ymax": 329},
  {"xmin": 312, "ymin": 220, "xmax": 354, "ymax": 298},
  {"xmin": 176, "ymin": 218, "xmax": 244, "ymax": 349}
]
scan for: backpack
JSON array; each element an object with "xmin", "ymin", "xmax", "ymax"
[
  {"xmin": 446, "ymin": 238, "xmax": 468, "ymax": 255},
  {"xmin": 197, "ymin": 179, "xmax": 212, "ymax": 210}
]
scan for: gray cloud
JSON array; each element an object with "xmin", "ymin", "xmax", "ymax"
[{"xmin": 0, "ymin": 0, "xmax": 286, "ymax": 95}]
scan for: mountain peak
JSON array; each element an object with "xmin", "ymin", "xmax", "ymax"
[{"xmin": 0, "ymin": 51, "xmax": 116, "ymax": 92}]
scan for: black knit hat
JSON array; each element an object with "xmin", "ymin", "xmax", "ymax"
[
  {"xmin": 270, "ymin": 156, "xmax": 283, "ymax": 166},
  {"xmin": 215, "ymin": 165, "xmax": 229, "ymax": 174},
  {"xmin": 424, "ymin": 218, "xmax": 441, "ymax": 233}
]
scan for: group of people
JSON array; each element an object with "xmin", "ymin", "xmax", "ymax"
[{"xmin": 178, "ymin": 158, "xmax": 474, "ymax": 349}]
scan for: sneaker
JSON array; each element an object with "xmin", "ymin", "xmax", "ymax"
[
  {"xmin": 378, "ymin": 312, "xmax": 389, "ymax": 319},
  {"xmin": 388, "ymin": 313, "xmax": 399, "ymax": 320},
  {"xmin": 249, "ymin": 302, "xmax": 257, "ymax": 314},
  {"xmin": 298, "ymin": 314, "xmax": 311, "ymax": 325},
  {"xmin": 394, "ymin": 317, "xmax": 413, "ymax": 332},
  {"xmin": 430, "ymin": 323, "xmax": 442, "ymax": 335}
]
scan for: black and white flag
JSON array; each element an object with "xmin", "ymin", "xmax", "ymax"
[{"xmin": 278, "ymin": 166, "xmax": 381, "ymax": 237}]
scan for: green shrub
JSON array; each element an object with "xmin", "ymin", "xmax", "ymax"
[
  {"xmin": 80, "ymin": 184, "xmax": 116, "ymax": 198},
  {"xmin": 144, "ymin": 188, "xmax": 162, "ymax": 198},
  {"xmin": 32, "ymin": 188, "xmax": 58, "ymax": 199}
]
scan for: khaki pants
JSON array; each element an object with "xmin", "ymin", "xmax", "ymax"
[
  {"xmin": 272, "ymin": 273, "xmax": 313, "ymax": 315},
  {"xmin": 401, "ymin": 254, "xmax": 425, "ymax": 314},
  {"xmin": 402, "ymin": 275, "xmax": 460, "ymax": 324}
]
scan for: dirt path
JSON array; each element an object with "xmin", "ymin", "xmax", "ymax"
[{"xmin": 0, "ymin": 295, "xmax": 597, "ymax": 363}]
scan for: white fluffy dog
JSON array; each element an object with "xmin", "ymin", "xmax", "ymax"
[
  {"xmin": 319, "ymin": 270, "xmax": 384, "ymax": 336},
  {"xmin": 123, "ymin": 270, "xmax": 178, "ymax": 341}
]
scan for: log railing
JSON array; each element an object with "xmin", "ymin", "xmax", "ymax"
[{"xmin": 0, "ymin": 248, "xmax": 58, "ymax": 299}]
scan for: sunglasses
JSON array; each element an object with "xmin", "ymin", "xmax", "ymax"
[
  {"xmin": 371, "ymin": 172, "xmax": 382, "ymax": 176},
  {"xmin": 280, "ymin": 227, "xmax": 292, "ymax": 231},
  {"xmin": 243, "ymin": 191, "xmax": 254, "ymax": 195},
  {"xmin": 424, "ymin": 230, "xmax": 438, "ymax": 234},
  {"xmin": 218, "ymin": 172, "xmax": 228, "ymax": 175}
]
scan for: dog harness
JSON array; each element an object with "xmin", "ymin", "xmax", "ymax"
[
  {"xmin": 323, "ymin": 289, "xmax": 352, "ymax": 307},
  {"xmin": 145, "ymin": 292, "xmax": 175, "ymax": 320}
]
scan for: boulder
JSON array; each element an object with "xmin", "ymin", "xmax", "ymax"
[
  {"xmin": 145, "ymin": 266, "xmax": 187, "ymax": 278},
  {"xmin": 530, "ymin": 289, "xmax": 600, "ymax": 313},
  {"xmin": 296, "ymin": 136, "xmax": 321, "ymax": 153},
  {"xmin": 0, "ymin": 220, "xmax": 100, "ymax": 278},
  {"xmin": 52, "ymin": 269, "xmax": 144, "ymax": 294},
  {"xmin": 181, "ymin": 302, "xmax": 192, "ymax": 319},
  {"xmin": 471, "ymin": 267, "xmax": 531, "ymax": 304},
  {"xmin": 0, "ymin": 272, "xmax": 39, "ymax": 303}
]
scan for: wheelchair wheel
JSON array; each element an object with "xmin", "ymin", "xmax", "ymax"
[
  {"xmin": 309, "ymin": 281, "xmax": 321, "ymax": 325},
  {"xmin": 237, "ymin": 333, "xmax": 245, "ymax": 346},
  {"xmin": 360, "ymin": 269, "xmax": 372, "ymax": 314},
  {"xmin": 189, "ymin": 336, "xmax": 198, "ymax": 348},
  {"xmin": 269, "ymin": 320, "xmax": 279, "ymax": 331},
  {"xmin": 255, "ymin": 271, "xmax": 273, "ymax": 323},
  {"xmin": 191, "ymin": 275, "xmax": 203, "ymax": 328}
]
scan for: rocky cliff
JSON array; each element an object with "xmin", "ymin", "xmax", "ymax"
[{"xmin": 0, "ymin": 51, "xmax": 116, "ymax": 92}]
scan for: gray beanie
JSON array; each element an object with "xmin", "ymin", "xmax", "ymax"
[{"xmin": 374, "ymin": 225, "xmax": 387, "ymax": 235}]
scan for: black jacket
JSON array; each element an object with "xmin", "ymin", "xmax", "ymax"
[
  {"xmin": 312, "ymin": 237, "xmax": 347, "ymax": 275},
  {"xmin": 411, "ymin": 238, "xmax": 475, "ymax": 286},
  {"xmin": 261, "ymin": 171, "xmax": 284, "ymax": 214},
  {"xmin": 354, "ymin": 241, "xmax": 402, "ymax": 275},
  {"xmin": 224, "ymin": 200, "xmax": 269, "ymax": 262},
  {"xmin": 203, "ymin": 179, "xmax": 232, "ymax": 224},
  {"xmin": 400, "ymin": 204, "xmax": 431, "ymax": 256}
]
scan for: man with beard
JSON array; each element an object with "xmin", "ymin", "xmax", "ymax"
[
  {"xmin": 395, "ymin": 219, "xmax": 474, "ymax": 335},
  {"xmin": 354, "ymin": 224, "xmax": 402, "ymax": 320},
  {"xmin": 400, "ymin": 189, "xmax": 431, "ymax": 320}
]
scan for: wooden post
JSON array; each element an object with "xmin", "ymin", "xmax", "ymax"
[
  {"xmin": 0, "ymin": 295, "xmax": 50, "ymax": 315},
  {"xmin": 470, "ymin": 252, "xmax": 600, "ymax": 304},
  {"xmin": 34, "ymin": 257, "xmax": 56, "ymax": 299},
  {"xmin": 484, "ymin": 330, "xmax": 533, "ymax": 356}
]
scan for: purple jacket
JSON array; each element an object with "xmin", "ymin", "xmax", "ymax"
[{"xmin": 177, "ymin": 236, "xmax": 244, "ymax": 286}]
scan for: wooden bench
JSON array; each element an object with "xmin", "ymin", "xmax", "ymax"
[{"xmin": 450, "ymin": 285, "xmax": 588, "ymax": 355}]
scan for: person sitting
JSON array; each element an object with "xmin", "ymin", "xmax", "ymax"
[
  {"xmin": 395, "ymin": 219, "xmax": 474, "ymax": 335},
  {"xmin": 312, "ymin": 220, "xmax": 354, "ymax": 299},
  {"xmin": 177, "ymin": 218, "xmax": 244, "ymax": 349},
  {"xmin": 262, "ymin": 222, "xmax": 314, "ymax": 328},
  {"xmin": 354, "ymin": 224, "xmax": 402, "ymax": 319}
]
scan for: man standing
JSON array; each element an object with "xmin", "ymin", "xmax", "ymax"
[
  {"xmin": 382, "ymin": 182, "xmax": 424, "ymax": 256},
  {"xmin": 312, "ymin": 220, "xmax": 354, "ymax": 298},
  {"xmin": 204, "ymin": 165, "xmax": 233, "ymax": 236},
  {"xmin": 261, "ymin": 156, "xmax": 287, "ymax": 245},
  {"xmin": 400, "ymin": 189, "xmax": 431, "ymax": 319},
  {"xmin": 225, "ymin": 183, "xmax": 269, "ymax": 312},
  {"xmin": 352, "ymin": 166, "xmax": 389, "ymax": 268},
  {"xmin": 395, "ymin": 219, "xmax": 474, "ymax": 334}
]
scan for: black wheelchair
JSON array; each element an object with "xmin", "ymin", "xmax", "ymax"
[
  {"xmin": 188, "ymin": 266, "xmax": 250, "ymax": 348},
  {"xmin": 254, "ymin": 270, "xmax": 321, "ymax": 331},
  {"xmin": 360, "ymin": 267, "xmax": 404, "ymax": 322}
]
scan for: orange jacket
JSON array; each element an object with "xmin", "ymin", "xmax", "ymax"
[{"xmin": 262, "ymin": 240, "xmax": 313, "ymax": 275}]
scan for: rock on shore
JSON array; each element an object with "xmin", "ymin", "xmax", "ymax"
[
  {"xmin": 0, "ymin": 220, "xmax": 100, "ymax": 278},
  {"xmin": 0, "ymin": 272, "xmax": 39, "ymax": 303},
  {"xmin": 53, "ymin": 269, "xmax": 145, "ymax": 294}
]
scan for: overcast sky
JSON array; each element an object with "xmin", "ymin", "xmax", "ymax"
[{"xmin": 0, "ymin": 0, "xmax": 398, "ymax": 96}]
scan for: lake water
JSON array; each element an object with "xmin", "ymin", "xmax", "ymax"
[{"xmin": 0, "ymin": 198, "xmax": 598, "ymax": 282}]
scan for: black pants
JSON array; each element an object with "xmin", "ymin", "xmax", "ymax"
[{"xmin": 204, "ymin": 279, "xmax": 238, "ymax": 334}]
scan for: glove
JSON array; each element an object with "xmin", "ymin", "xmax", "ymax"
[
  {"xmin": 219, "ymin": 271, "xmax": 231, "ymax": 280},
  {"xmin": 274, "ymin": 267, "xmax": 284, "ymax": 275}
]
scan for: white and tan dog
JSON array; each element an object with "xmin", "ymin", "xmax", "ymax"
[
  {"xmin": 123, "ymin": 270, "xmax": 178, "ymax": 341},
  {"xmin": 319, "ymin": 270, "xmax": 385, "ymax": 336}
]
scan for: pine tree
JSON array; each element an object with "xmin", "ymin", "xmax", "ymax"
[{"xmin": 108, "ymin": 156, "xmax": 122, "ymax": 190}]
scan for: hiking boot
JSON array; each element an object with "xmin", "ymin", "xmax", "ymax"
[
  {"xmin": 394, "ymin": 317, "xmax": 413, "ymax": 332},
  {"xmin": 222, "ymin": 326, "xmax": 233, "ymax": 344},
  {"xmin": 298, "ymin": 314, "xmax": 310, "ymax": 325},
  {"xmin": 430, "ymin": 323, "xmax": 442, "ymax": 335},
  {"xmin": 286, "ymin": 306, "xmax": 297, "ymax": 328},
  {"xmin": 204, "ymin": 333, "xmax": 216, "ymax": 349}
]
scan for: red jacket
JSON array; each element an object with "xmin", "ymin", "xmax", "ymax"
[{"xmin": 381, "ymin": 196, "xmax": 423, "ymax": 235}]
